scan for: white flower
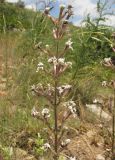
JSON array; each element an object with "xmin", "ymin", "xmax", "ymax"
[
  {"xmin": 63, "ymin": 19, "xmax": 69, "ymax": 24},
  {"xmin": 37, "ymin": 83, "xmax": 43, "ymax": 88},
  {"xmin": 48, "ymin": 57, "xmax": 58, "ymax": 74},
  {"xmin": 48, "ymin": 57, "xmax": 72, "ymax": 75},
  {"xmin": 57, "ymin": 85, "xmax": 72, "ymax": 95},
  {"xmin": 68, "ymin": 105, "xmax": 76, "ymax": 113},
  {"xmin": 48, "ymin": 56, "xmax": 57, "ymax": 64},
  {"xmin": 47, "ymin": 84, "xmax": 54, "ymax": 96},
  {"xmin": 42, "ymin": 143, "xmax": 51, "ymax": 151},
  {"xmin": 63, "ymin": 126, "xmax": 68, "ymax": 130},
  {"xmin": 47, "ymin": 84, "xmax": 54, "ymax": 90},
  {"xmin": 58, "ymin": 58, "xmax": 65, "ymax": 65},
  {"xmin": 41, "ymin": 108, "xmax": 50, "ymax": 118},
  {"xmin": 65, "ymin": 139, "xmax": 71, "ymax": 144},
  {"xmin": 102, "ymin": 81, "xmax": 107, "ymax": 87},
  {"xmin": 48, "ymin": 57, "xmax": 72, "ymax": 68},
  {"xmin": 31, "ymin": 107, "xmax": 39, "ymax": 117},
  {"xmin": 36, "ymin": 62, "xmax": 44, "ymax": 72},
  {"xmin": 68, "ymin": 105, "xmax": 77, "ymax": 117},
  {"xmin": 45, "ymin": 7, "xmax": 50, "ymax": 11},
  {"xmin": 61, "ymin": 139, "xmax": 71, "ymax": 147},
  {"xmin": 64, "ymin": 100, "xmax": 77, "ymax": 117},
  {"xmin": 57, "ymin": 86, "xmax": 64, "ymax": 94},
  {"xmin": 64, "ymin": 85, "xmax": 72, "ymax": 89},
  {"xmin": 36, "ymin": 83, "xmax": 44, "ymax": 92},
  {"xmin": 104, "ymin": 57, "xmax": 111, "ymax": 63},
  {"xmin": 47, "ymin": 84, "xmax": 54, "ymax": 91},
  {"xmin": 60, "ymin": 4, "xmax": 66, "ymax": 9},
  {"xmin": 37, "ymin": 62, "xmax": 44, "ymax": 67},
  {"xmin": 46, "ymin": 44, "xmax": 50, "ymax": 50},
  {"xmin": 44, "ymin": 7, "xmax": 50, "ymax": 15},
  {"xmin": 65, "ymin": 38, "xmax": 73, "ymax": 50},
  {"xmin": 69, "ymin": 156, "xmax": 76, "ymax": 160},
  {"xmin": 68, "ymin": 100, "xmax": 76, "ymax": 107},
  {"xmin": 93, "ymin": 99, "xmax": 98, "ymax": 104}
]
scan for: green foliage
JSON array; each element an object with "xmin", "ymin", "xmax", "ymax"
[
  {"xmin": 72, "ymin": 0, "xmax": 114, "ymax": 70},
  {"xmin": 0, "ymin": 3, "xmax": 34, "ymax": 31},
  {"xmin": 15, "ymin": 0, "xmax": 25, "ymax": 8},
  {"xmin": 70, "ymin": 0, "xmax": 115, "ymax": 102},
  {"xmin": 34, "ymin": 134, "xmax": 44, "ymax": 156},
  {"xmin": 0, "ymin": 144, "xmax": 13, "ymax": 160}
]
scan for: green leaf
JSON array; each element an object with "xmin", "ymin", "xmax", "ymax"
[{"xmin": 91, "ymin": 36, "xmax": 102, "ymax": 42}]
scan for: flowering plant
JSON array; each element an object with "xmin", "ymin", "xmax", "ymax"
[{"xmin": 31, "ymin": 4, "xmax": 77, "ymax": 160}]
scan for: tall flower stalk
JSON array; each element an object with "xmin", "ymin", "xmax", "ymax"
[{"xmin": 31, "ymin": 4, "xmax": 76, "ymax": 160}]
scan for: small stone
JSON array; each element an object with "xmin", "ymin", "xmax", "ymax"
[
  {"xmin": 96, "ymin": 154, "xmax": 105, "ymax": 160},
  {"xmin": 86, "ymin": 104, "xmax": 111, "ymax": 121}
]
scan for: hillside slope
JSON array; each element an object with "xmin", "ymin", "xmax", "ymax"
[{"xmin": 0, "ymin": 3, "xmax": 35, "ymax": 31}]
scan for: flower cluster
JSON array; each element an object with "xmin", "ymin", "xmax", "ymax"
[
  {"xmin": 42, "ymin": 143, "xmax": 51, "ymax": 151},
  {"xmin": 65, "ymin": 38, "xmax": 73, "ymax": 51},
  {"xmin": 48, "ymin": 57, "xmax": 72, "ymax": 75},
  {"xmin": 64, "ymin": 100, "xmax": 77, "ymax": 117},
  {"xmin": 31, "ymin": 83, "xmax": 54, "ymax": 100},
  {"xmin": 101, "ymin": 57, "xmax": 115, "ymax": 68},
  {"xmin": 31, "ymin": 107, "xmax": 50, "ymax": 119},
  {"xmin": 102, "ymin": 80, "xmax": 115, "ymax": 88},
  {"xmin": 44, "ymin": 5, "xmax": 73, "ymax": 39},
  {"xmin": 102, "ymin": 81, "xmax": 107, "ymax": 87},
  {"xmin": 42, "ymin": 108, "xmax": 50, "ymax": 119},
  {"xmin": 31, "ymin": 107, "xmax": 39, "ymax": 117},
  {"xmin": 36, "ymin": 62, "xmax": 44, "ymax": 72},
  {"xmin": 48, "ymin": 57, "xmax": 72, "ymax": 67},
  {"xmin": 57, "ymin": 84, "xmax": 72, "ymax": 95},
  {"xmin": 44, "ymin": 7, "xmax": 50, "ymax": 15},
  {"xmin": 61, "ymin": 139, "xmax": 71, "ymax": 147},
  {"xmin": 93, "ymin": 99, "xmax": 98, "ymax": 104}
]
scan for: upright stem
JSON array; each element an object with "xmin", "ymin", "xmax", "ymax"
[
  {"xmin": 54, "ymin": 37, "xmax": 59, "ymax": 160},
  {"xmin": 112, "ymin": 87, "xmax": 115, "ymax": 159},
  {"xmin": 54, "ymin": 79, "xmax": 58, "ymax": 160},
  {"xmin": 5, "ymin": 38, "xmax": 8, "ymax": 89},
  {"xmin": 3, "ymin": 14, "xmax": 8, "ymax": 89}
]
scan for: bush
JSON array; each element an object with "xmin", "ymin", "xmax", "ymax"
[{"xmin": 0, "ymin": 3, "xmax": 34, "ymax": 31}]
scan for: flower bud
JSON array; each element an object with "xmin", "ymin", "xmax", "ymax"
[
  {"xmin": 42, "ymin": 108, "xmax": 50, "ymax": 119},
  {"xmin": 44, "ymin": 7, "xmax": 50, "ymax": 15},
  {"xmin": 42, "ymin": 143, "xmax": 51, "ymax": 151},
  {"xmin": 31, "ymin": 107, "xmax": 39, "ymax": 117},
  {"xmin": 60, "ymin": 4, "xmax": 66, "ymax": 10},
  {"xmin": 68, "ymin": 5, "xmax": 73, "ymax": 9}
]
